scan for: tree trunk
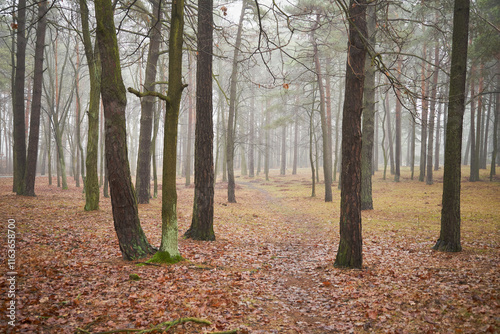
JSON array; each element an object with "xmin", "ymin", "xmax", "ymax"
[
  {"xmin": 184, "ymin": 0, "xmax": 215, "ymax": 241},
  {"xmin": 395, "ymin": 60, "xmax": 402, "ymax": 182},
  {"xmin": 226, "ymin": 0, "xmax": 247, "ymax": 203},
  {"xmin": 280, "ymin": 123, "xmax": 286, "ymax": 175},
  {"xmin": 249, "ymin": 89, "xmax": 255, "ymax": 177},
  {"xmin": 361, "ymin": 2, "xmax": 376, "ymax": 209},
  {"xmin": 309, "ymin": 109, "xmax": 316, "ymax": 197},
  {"xmin": 135, "ymin": 0, "xmax": 162, "ymax": 202},
  {"xmin": 433, "ymin": 0, "xmax": 469, "ymax": 253},
  {"xmin": 159, "ymin": 0, "xmax": 186, "ymax": 259},
  {"xmin": 434, "ymin": 99, "xmax": 442, "ymax": 171},
  {"xmin": 491, "ymin": 76, "xmax": 499, "ymax": 180},
  {"xmin": 419, "ymin": 46, "xmax": 429, "ymax": 182},
  {"xmin": 95, "ymin": 0, "xmax": 154, "ymax": 260},
  {"xmin": 469, "ymin": 65, "xmax": 479, "ymax": 181},
  {"xmin": 334, "ymin": 0, "xmax": 366, "ymax": 269},
  {"xmin": 384, "ymin": 91, "xmax": 395, "ymax": 175},
  {"xmin": 13, "ymin": 0, "xmax": 27, "ymax": 194},
  {"xmin": 80, "ymin": 0, "xmax": 101, "ymax": 210},
  {"xmin": 312, "ymin": 16, "xmax": 333, "ymax": 202},
  {"xmin": 427, "ymin": 43, "xmax": 440, "ymax": 185},
  {"xmin": 293, "ymin": 109, "xmax": 298, "ymax": 175},
  {"xmin": 24, "ymin": 0, "xmax": 48, "ymax": 196}
]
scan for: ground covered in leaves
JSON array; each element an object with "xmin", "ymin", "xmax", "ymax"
[{"xmin": 0, "ymin": 167, "xmax": 499, "ymax": 333}]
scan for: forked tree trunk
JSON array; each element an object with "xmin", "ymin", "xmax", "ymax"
[
  {"xmin": 434, "ymin": 0, "xmax": 469, "ymax": 253},
  {"xmin": 95, "ymin": 0, "xmax": 154, "ymax": 260},
  {"xmin": 334, "ymin": 0, "xmax": 367, "ymax": 269}
]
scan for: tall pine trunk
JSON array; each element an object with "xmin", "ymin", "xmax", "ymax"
[
  {"xmin": 434, "ymin": 0, "xmax": 469, "ymax": 253},
  {"xmin": 361, "ymin": 3, "xmax": 376, "ymax": 209},
  {"xmin": 226, "ymin": 0, "xmax": 247, "ymax": 203},
  {"xmin": 184, "ymin": 0, "xmax": 215, "ymax": 241},
  {"xmin": 136, "ymin": 0, "xmax": 162, "ymax": 203},
  {"xmin": 334, "ymin": 0, "xmax": 367, "ymax": 269},
  {"xmin": 24, "ymin": 0, "xmax": 48, "ymax": 196},
  {"xmin": 13, "ymin": 0, "xmax": 27, "ymax": 194}
]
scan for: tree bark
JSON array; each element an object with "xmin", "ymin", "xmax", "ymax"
[
  {"xmin": 136, "ymin": 0, "xmax": 162, "ymax": 203},
  {"xmin": 433, "ymin": 0, "xmax": 469, "ymax": 253},
  {"xmin": 24, "ymin": 0, "xmax": 48, "ymax": 196},
  {"xmin": 419, "ymin": 46, "xmax": 429, "ymax": 182},
  {"xmin": 184, "ymin": 0, "xmax": 215, "ymax": 241},
  {"xmin": 80, "ymin": 0, "xmax": 101, "ymax": 210},
  {"xmin": 361, "ymin": 2, "xmax": 376, "ymax": 209},
  {"xmin": 95, "ymin": 0, "xmax": 155, "ymax": 260},
  {"xmin": 159, "ymin": 0, "xmax": 186, "ymax": 258},
  {"xmin": 334, "ymin": 0, "xmax": 366, "ymax": 269},
  {"xmin": 427, "ymin": 43, "xmax": 440, "ymax": 185},
  {"xmin": 395, "ymin": 60, "xmax": 402, "ymax": 182},
  {"xmin": 13, "ymin": 0, "xmax": 27, "ymax": 194},
  {"xmin": 312, "ymin": 15, "xmax": 333, "ymax": 202},
  {"xmin": 226, "ymin": 0, "xmax": 247, "ymax": 203}
]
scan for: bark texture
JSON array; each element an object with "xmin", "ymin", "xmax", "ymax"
[
  {"xmin": 24, "ymin": 0, "xmax": 48, "ymax": 196},
  {"xmin": 334, "ymin": 0, "xmax": 367, "ymax": 269},
  {"xmin": 433, "ymin": 0, "xmax": 469, "ymax": 253},
  {"xmin": 95, "ymin": 0, "xmax": 154, "ymax": 260},
  {"xmin": 184, "ymin": 0, "xmax": 215, "ymax": 241},
  {"xmin": 136, "ymin": 0, "xmax": 162, "ymax": 204}
]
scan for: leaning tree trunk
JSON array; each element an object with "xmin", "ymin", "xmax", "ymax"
[
  {"xmin": 24, "ymin": 0, "xmax": 48, "ymax": 196},
  {"xmin": 184, "ymin": 0, "xmax": 215, "ymax": 241},
  {"xmin": 226, "ymin": 0, "xmax": 247, "ymax": 203},
  {"xmin": 334, "ymin": 0, "xmax": 367, "ymax": 269},
  {"xmin": 135, "ymin": 0, "xmax": 162, "ymax": 203},
  {"xmin": 433, "ymin": 0, "xmax": 469, "ymax": 253},
  {"xmin": 95, "ymin": 0, "xmax": 155, "ymax": 260}
]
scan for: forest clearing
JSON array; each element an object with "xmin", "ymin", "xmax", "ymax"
[{"xmin": 0, "ymin": 167, "xmax": 498, "ymax": 334}]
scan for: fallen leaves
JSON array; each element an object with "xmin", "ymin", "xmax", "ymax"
[{"xmin": 0, "ymin": 170, "xmax": 499, "ymax": 333}]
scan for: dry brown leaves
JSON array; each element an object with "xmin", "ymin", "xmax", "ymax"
[{"xmin": 0, "ymin": 167, "xmax": 498, "ymax": 333}]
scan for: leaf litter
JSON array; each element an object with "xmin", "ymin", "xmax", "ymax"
[{"xmin": 0, "ymin": 168, "xmax": 498, "ymax": 333}]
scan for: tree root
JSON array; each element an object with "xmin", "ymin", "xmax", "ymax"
[{"xmin": 76, "ymin": 317, "xmax": 215, "ymax": 334}]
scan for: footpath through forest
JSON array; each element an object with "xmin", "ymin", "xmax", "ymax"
[{"xmin": 0, "ymin": 171, "xmax": 498, "ymax": 333}]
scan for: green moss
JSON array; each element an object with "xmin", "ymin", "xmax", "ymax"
[
  {"xmin": 147, "ymin": 251, "xmax": 183, "ymax": 264},
  {"xmin": 129, "ymin": 273, "xmax": 141, "ymax": 281}
]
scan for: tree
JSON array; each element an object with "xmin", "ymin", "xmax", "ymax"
[
  {"xmin": 12, "ymin": 0, "xmax": 27, "ymax": 194},
  {"xmin": 334, "ymin": 0, "xmax": 367, "ymax": 269},
  {"xmin": 433, "ymin": 0, "xmax": 470, "ymax": 253},
  {"xmin": 226, "ymin": 0, "xmax": 248, "ymax": 203},
  {"xmin": 24, "ymin": 0, "xmax": 48, "ymax": 196},
  {"xmin": 80, "ymin": 0, "xmax": 101, "ymax": 210},
  {"xmin": 184, "ymin": 0, "xmax": 215, "ymax": 241},
  {"xmin": 95, "ymin": 0, "xmax": 155, "ymax": 260},
  {"xmin": 135, "ymin": 0, "xmax": 162, "ymax": 204},
  {"xmin": 312, "ymin": 13, "xmax": 332, "ymax": 202},
  {"xmin": 361, "ymin": 1, "xmax": 376, "ymax": 209},
  {"xmin": 158, "ymin": 0, "xmax": 186, "ymax": 259}
]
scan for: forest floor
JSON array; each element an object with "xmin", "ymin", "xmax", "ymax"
[{"xmin": 0, "ymin": 167, "xmax": 499, "ymax": 334}]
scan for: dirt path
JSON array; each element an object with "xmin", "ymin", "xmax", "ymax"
[{"xmin": 237, "ymin": 181, "xmax": 340, "ymax": 333}]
